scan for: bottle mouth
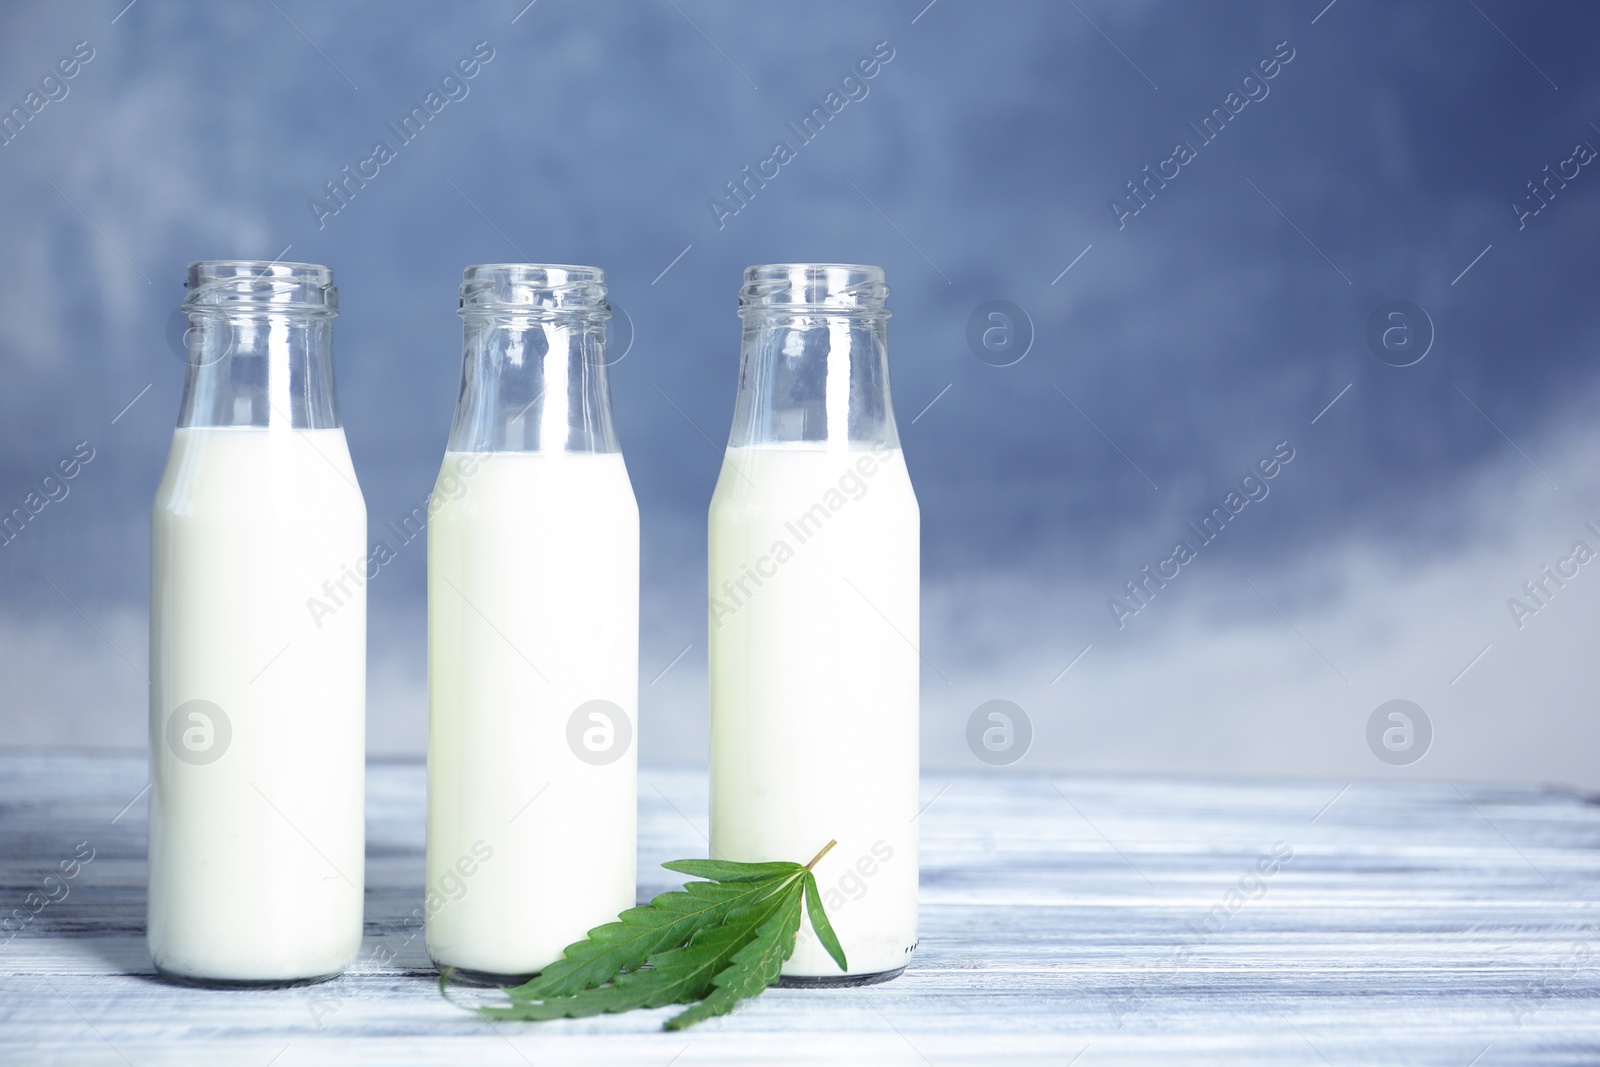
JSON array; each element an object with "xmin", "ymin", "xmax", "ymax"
[
  {"xmin": 183, "ymin": 260, "xmax": 338, "ymax": 314},
  {"xmin": 739, "ymin": 263, "xmax": 889, "ymax": 316},
  {"xmin": 459, "ymin": 263, "xmax": 610, "ymax": 319}
]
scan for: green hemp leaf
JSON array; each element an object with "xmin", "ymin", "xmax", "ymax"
[{"xmin": 443, "ymin": 840, "xmax": 849, "ymax": 1030}]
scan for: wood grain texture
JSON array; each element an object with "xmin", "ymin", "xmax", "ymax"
[{"xmin": 1, "ymin": 752, "xmax": 1598, "ymax": 1065}]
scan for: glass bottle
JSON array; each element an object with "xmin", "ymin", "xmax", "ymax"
[
  {"xmin": 148, "ymin": 260, "xmax": 366, "ymax": 984},
  {"xmin": 708, "ymin": 263, "xmax": 920, "ymax": 983},
  {"xmin": 426, "ymin": 263, "xmax": 638, "ymax": 983}
]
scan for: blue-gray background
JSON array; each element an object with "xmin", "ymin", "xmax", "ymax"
[{"xmin": 2, "ymin": 1, "xmax": 1595, "ymax": 787}]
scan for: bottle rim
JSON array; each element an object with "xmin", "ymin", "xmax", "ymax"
[
  {"xmin": 459, "ymin": 263, "xmax": 610, "ymax": 319},
  {"xmin": 183, "ymin": 260, "xmax": 338, "ymax": 315},
  {"xmin": 739, "ymin": 263, "xmax": 889, "ymax": 316}
]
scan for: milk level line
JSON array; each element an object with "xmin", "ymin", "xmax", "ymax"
[
  {"xmin": 249, "ymin": 386, "xmax": 361, "ymax": 491},
  {"xmin": 653, "ymin": 382, "xmax": 755, "ymax": 488}
]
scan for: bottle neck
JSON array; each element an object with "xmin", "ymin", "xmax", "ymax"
[
  {"xmin": 729, "ymin": 310, "xmax": 897, "ymax": 450},
  {"xmin": 177, "ymin": 311, "xmax": 340, "ymax": 429},
  {"xmin": 175, "ymin": 261, "xmax": 341, "ymax": 430},
  {"xmin": 449, "ymin": 264, "xmax": 618, "ymax": 454},
  {"xmin": 448, "ymin": 315, "xmax": 619, "ymax": 453}
]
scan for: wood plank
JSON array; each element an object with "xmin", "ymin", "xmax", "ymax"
[{"xmin": 1, "ymin": 753, "xmax": 1597, "ymax": 1064}]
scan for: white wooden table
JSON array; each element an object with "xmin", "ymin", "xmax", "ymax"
[{"xmin": 2, "ymin": 753, "xmax": 1598, "ymax": 1065}]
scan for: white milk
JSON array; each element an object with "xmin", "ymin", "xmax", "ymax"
[
  {"xmin": 709, "ymin": 443, "xmax": 920, "ymax": 978},
  {"xmin": 148, "ymin": 426, "xmax": 366, "ymax": 982},
  {"xmin": 426, "ymin": 450, "xmax": 638, "ymax": 977}
]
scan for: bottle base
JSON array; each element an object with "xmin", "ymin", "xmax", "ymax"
[
  {"xmin": 153, "ymin": 964, "xmax": 344, "ymax": 989},
  {"xmin": 434, "ymin": 960, "xmax": 541, "ymax": 989},
  {"xmin": 776, "ymin": 965, "xmax": 906, "ymax": 989}
]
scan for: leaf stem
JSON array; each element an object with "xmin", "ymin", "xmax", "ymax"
[{"xmin": 803, "ymin": 839, "xmax": 838, "ymax": 871}]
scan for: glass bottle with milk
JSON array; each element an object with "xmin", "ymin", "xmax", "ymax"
[
  {"xmin": 148, "ymin": 261, "xmax": 366, "ymax": 984},
  {"xmin": 709, "ymin": 263, "xmax": 920, "ymax": 983},
  {"xmin": 426, "ymin": 264, "xmax": 638, "ymax": 983}
]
